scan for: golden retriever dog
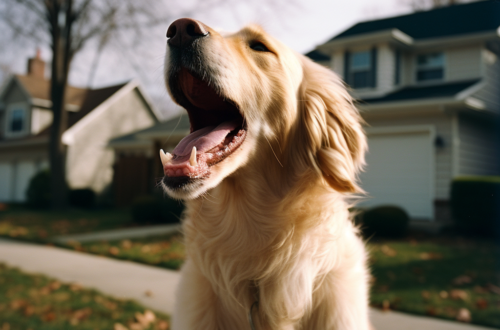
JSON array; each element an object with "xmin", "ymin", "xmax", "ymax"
[{"xmin": 161, "ymin": 18, "xmax": 370, "ymax": 330}]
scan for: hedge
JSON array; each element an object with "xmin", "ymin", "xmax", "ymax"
[{"xmin": 451, "ymin": 176, "xmax": 500, "ymax": 237}]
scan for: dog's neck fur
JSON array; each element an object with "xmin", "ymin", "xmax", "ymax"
[{"xmin": 182, "ymin": 143, "xmax": 351, "ymax": 327}]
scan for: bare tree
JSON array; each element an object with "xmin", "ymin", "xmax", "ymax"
[{"xmin": 0, "ymin": 0, "xmax": 296, "ymax": 209}]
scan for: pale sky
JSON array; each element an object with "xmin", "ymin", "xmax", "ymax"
[{"xmin": 1, "ymin": 0, "xmax": 413, "ymax": 117}]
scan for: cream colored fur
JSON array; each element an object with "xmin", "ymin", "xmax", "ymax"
[{"xmin": 165, "ymin": 24, "xmax": 370, "ymax": 330}]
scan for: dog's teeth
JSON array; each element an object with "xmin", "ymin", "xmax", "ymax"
[
  {"xmin": 190, "ymin": 147, "xmax": 198, "ymax": 166},
  {"xmin": 160, "ymin": 149, "xmax": 172, "ymax": 166}
]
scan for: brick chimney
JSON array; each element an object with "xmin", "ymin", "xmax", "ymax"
[{"xmin": 27, "ymin": 48, "xmax": 45, "ymax": 79}]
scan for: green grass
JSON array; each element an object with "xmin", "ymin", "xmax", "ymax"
[
  {"xmin": 0, "ymin": 205, "xmax": 136, "ymax": 242},
  {"xmin": 370, "ymin": 238, "xmax": 500, "ymax": 328},
  {"xmin": 0, "ymin": 263, "xmax": 170, "ymax": 330},
  {"xmin": 65, "ymin": 233, "xmax": 500, "ymax": 328},
  {"xmin": 66, "ymin": 233, "xmax": 186, "ymax": 271}
]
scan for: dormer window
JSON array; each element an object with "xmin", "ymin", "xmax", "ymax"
[
  {"xmin": 5, "ymin": 103, "xmax": 29, "ymax": 138},
  {"xmin": 344, "ymin": 48, "xmax": 377, "ymax": 89},
  {"xmin": 10, "ymin": 109, "xmax": 25, "ymax": 132},
  {"xmin": 416, "ymin": 53, "xmax": 444, "ymax": 82}
]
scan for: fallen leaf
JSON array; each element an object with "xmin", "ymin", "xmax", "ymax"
[
  {"xmin": 439, "ymin": 290, "xmax": 448, "ymax": 299},
  {"xmin": 144, "ymin": 310, "xmax": 156, "ymax": 323},
  {"xmin": 42, "ymin": 311, "xmax": 56, "ymax": 322},
  {"xmin": 456, "ymin": 308, "xmax": 471, "ymax": 323},
  {"xmin": 73, "ymin": 307, "xmax": 92, "ymax": 320},
  {"xmin": 156, "ymin": 320, "xmax": 169, "ymax": 330},
  {"xmin": 421, "ymin": 291, "xmax": 430, "ymax": 300},
  {"xmin": 452, "ymin": 275, "xmax": 472, "ymax": 286},
  {"xmin": 10, "ymin": 299, "xmax": 27, "ymax": 310},
  {"xmin": 109, "ymin": 247, "xmax": 120, "ymax": 256},
  {"xmin": 23, "ymin": 305, "xmax": 35, "ymax": 316},
  {"xmin": 476, "ymin": 298, "xmax": 488, "ymax": 310},
  {"xmin": 144, "ymin": 290, "xmax": 153, "ymax": 297},
  {"xmin": 381, "ymin": 245, "xmax": 397, "ymax": 257},
  {"xmin": 70, "ymin": 283, "xmax": 83, "ymax": 292},
  {"xmin": 419, "ymin": 252, "xmax": 443, "ymax": 260},
  {"xmin": 121, "ymin": 240, "xmax": 132, "ymax": 249},
  {"xmin": 450, "ymin": 289, "xmax": 468, "ymax": 301},
  {"xmin": 114, "ymin": 323, "xmax": 129, "ymax": 330},
  {"xmin": 141, "ymin": 245, "xmax": 151, "ymax": 253},
  {"xmin": 425, "ymin": 307, "xmax": 437, "ymax": 316},
  {"xmin": 1, "ymin": 323, "xmax": 10, "ymax": 330},
  {"xmin": 49, "ymin": 281, "xmax": 61, "ymax": 290},
  {"xmin": 39, "ymin": 286, "xmax": 51, "ymax": 295},
  {"xmin": 382, "ymin": 300, "xmax": 390, "ymax": 311}
]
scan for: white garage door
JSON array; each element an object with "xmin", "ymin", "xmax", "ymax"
[
  {"xmin": 0, "ymin": 162, "xmax": 13, "ymax": 202},
  {"xmin": 359, "ymin": 128, "xmax": 434, "ymax": 220},
  {"xmin": 14, "ymin": 161, "xmax": 37, "ymax": 202}
]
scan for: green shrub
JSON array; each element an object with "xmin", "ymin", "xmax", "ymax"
[
  {"xmin": 451, "ymin": 176, "xmax": 500, "ymax": 237},
  {"xmin": 359, "ymin": 205, "xmax": 409, "ymax": 238},
  {"xmin": 131, "ymin": 195, "xmax": 184, "ymax": 224},
  {"xmin": 69, "ymin": 188, "xmax": 96, "ymax": 209},
  {"xmin": 26, "ymin": 169, "xmax": 51, "ymax": 208}
]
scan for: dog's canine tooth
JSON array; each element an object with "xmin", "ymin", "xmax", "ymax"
[
  {"xmin": 190, "ymin": 147, "xmax": 198, "ymax": 166},
  {"xmin": 160, "ymin": 149, "xmax": 173, "ymax": 166}
]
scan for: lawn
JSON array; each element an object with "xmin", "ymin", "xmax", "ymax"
[
  {"xmin": 63, "ymin": 232, "xmax": 500, "ymax": 328},
  {"xmin": 0, "ymin": 204, "xmax": 136, "ymax": 242},
  {"xmin": 0, "ymin": 263, "xmax": 169, "ymax": 330}
]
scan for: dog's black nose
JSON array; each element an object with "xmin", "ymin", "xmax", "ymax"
[{"xmin": 167, "ymin": 18, "xmax": 208, "ymax": 48}]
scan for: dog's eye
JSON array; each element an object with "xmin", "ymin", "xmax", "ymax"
[{"xmin": 250, "ymin": 41, "xmax": 270, "ymax": 52}]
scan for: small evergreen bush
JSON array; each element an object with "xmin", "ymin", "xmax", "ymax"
[
  {"xmin": 26, "ymin": 169, "xmax": 51, "ymax": 208},
  {"xmin": 359, "ymin": 205, "xmax": 409, "ymax": 238},
  {"xmin": 451, "ymin": 176, "xmax": 500, "ymax": 237},
  {"xmin": 69, "ymin": 189, "xmax": 96, "ymax": 209}
]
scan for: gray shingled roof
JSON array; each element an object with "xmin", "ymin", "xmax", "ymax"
[
  {"xmin": 360, "ymin": 79, "xmax": 480, "ymax": 104},
  {"xmin": 331, "ymin": 1, "xmax": 500, "ymax": 41}
]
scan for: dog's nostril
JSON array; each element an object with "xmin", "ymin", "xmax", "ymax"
[
  {"xmin": 166, "ymin": 25, "xmax": 177, "ymax": 39},
  {"xmin": 186, "ymin": 23, "xmax": 208, "ymax": 37}
]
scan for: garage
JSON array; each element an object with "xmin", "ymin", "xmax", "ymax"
[
  {"xmin": 0, "ymin": 161, "xmax": 38, "ymax": 202},
  {"xmin": 359, "ymin": 126, "xmax": 435, "ymax": 220}
]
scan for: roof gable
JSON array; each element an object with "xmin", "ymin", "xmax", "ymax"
[
  {"xmin": 15, "ymin": 74, "xmax": 88, "ymax": 107},
  {"xmin": 332, "ymin": 1, "xmax": 500, "ymax": 41}
]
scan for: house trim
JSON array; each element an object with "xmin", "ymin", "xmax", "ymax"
[
  {"xmin": 62, "ymin": 80, "xmax": 159, "ymax": 145},
  {"xmin": 4, "ymin": 102, "xmax": 31, "ymax": 138}
]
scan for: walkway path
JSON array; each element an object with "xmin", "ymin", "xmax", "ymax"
[
  {"xmin": 0, "ymin": 238, "xmax": 495, "ymax": 330},
  {"xmin": 52, "ymin": 224, "xmax": 181, "ymax": 244}
]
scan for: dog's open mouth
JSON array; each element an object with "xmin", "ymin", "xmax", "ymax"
[{"xmin": 161, "ymin": 68, "xmax": 247, "ymax": 183}]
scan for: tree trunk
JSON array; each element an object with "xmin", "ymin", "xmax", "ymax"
[{"xmin": 48, "ymin": 0, "xmax": 73, "ymax": 209}]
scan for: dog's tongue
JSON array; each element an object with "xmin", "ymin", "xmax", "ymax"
[{"xmin": 173, "ymin": 120, "xmax": 240, "ymax": 157}]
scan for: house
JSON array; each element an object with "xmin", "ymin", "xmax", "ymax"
[
  {"xmin": 0, "ymin": 52, "xmax": 160, "ymax": 202},
  {"xmin": 305, "ymin": 0, "xmax": 500, "ymax": 221}
]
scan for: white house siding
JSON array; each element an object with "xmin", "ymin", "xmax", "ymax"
[
  {"xmin": 65, "ymin": 88, "xmax": 156, "ymax": 193},
  {"xmin": 31, "ymin": 108, "xmax": 53, "ymax": 135},
  {"xmin": 364, "ymin": 112, "xmax": 453, "ymax": 200},
  {"xmin": 376, "ymin": 44, "xmax": 395, "ymax": 93},
  {"xmin": 445, "ymin": 46, "xmax": 482, "ymax": 82},
  {"xmin": 473, "ymin": 48, "xmax": 500, "ymax": 112},
  {"xmin": 458, "ymin": 114, "xmax": 499, "ymax": 176}
]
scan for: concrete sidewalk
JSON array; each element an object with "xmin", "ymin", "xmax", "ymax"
[
  {"xmin": 0, "ymin": 238, "xmax": 495, "ymax": 330},
  {"xmin": 52, "ymin": 224, "xmax": 181, "ymax": 244}
]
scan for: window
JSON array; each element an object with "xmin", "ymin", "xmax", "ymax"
[
  {"xmin": 344, "ymin": 49, "xmax": 377, "ymax": 89},
  {"xmin": 10, "ymin": 108, "xmax": 25, "ymax": 132},
  {"xmin": 4, "ymin": 104, "xmax": 28, "ymax": 138},
  {"xmin": 416, "ymin": 53, "xmax": 444, "ymax": 82}
]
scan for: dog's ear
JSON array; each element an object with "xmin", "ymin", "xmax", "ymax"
[{"xmin": 296, "ymin": 57, "xmax": 367, "ymax": 193}]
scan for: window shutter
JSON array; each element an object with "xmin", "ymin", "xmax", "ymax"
[
  {"xmin": 370, "ymin": 47, "xmax": 377, "ymax": 88},
  {"xmin": 344, "ymin": 51, "xmax": 350, "ymax": 85}
]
